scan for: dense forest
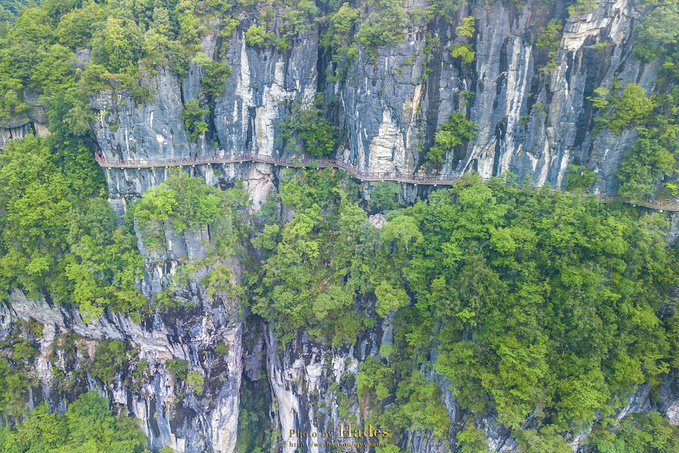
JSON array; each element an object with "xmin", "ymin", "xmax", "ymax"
[{"xmin": 1, "ymin": 0, "xmax": 679, "ymax": 451}]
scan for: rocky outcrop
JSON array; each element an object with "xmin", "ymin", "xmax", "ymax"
[
  {"xmin": 0, "ymin": 221, "xmax": 243, "ymax": 453},
  {"xmin": 0, "ymin": 91, "xmax": 49, "ymax": 146},
  {"xmin": 92, "ymin": 0, "xmax": 659, "ymax": 202},
  {"xmin": 5, "ymin": 1, "xmax": 677, "ymax": 452}
]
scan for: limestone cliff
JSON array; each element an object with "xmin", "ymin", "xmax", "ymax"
[
  {"xmin": 2, "ymin": 0, "xmax": 679, "ymax": 452},
  {"xmin": 92, "ymin": 0, "xmax": 659, "ymax": 201},
  {"xmin": 0, "ymin": 222, "xmax": 243, "ymax": 453}
]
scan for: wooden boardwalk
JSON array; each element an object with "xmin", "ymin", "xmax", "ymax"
[
  {"xmin": 95, "ymin": 153, "xmax": 679, "ymax": 212},
  {"xmin": 95, "ymin": 153, "xmax": 457, "ymax": 186}
]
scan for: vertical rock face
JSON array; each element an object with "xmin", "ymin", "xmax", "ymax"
[
  {"xmin": 335, "ymin": 0, "xmax": 656, "ymax": 192},
  {"xmin": 95, "ymin": 0, "xmax": 656, "ymax": 202},
  {"xmin": 213, "ymin": 33, "xmax": 319, "ymax": 157},
  {"xmin": 0, "ymin": 223, "xmax": 243, "ymax": 453},
  {"xmin": 91, "ymin": 71, "xmax": 196, "ymax": 162},
  {"xmin": 5, "ymin": 1, "xmax": 672, "ymax": 452}
]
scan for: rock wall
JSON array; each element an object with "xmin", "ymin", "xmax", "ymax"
[
  {"xmin": 0, "ymin": 222, "xmax": 243, "ymax": 453},
  {"xmin": 93, "ymin": 0, "xmax": 657, "ymax": 201},
  {"xmin": 3, "ymin": 0, "xmax": 677, "ymax": 452}
]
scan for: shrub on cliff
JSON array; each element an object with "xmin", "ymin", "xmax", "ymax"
[
  {"xmin": 181, "ymin": 99, "xmax": 209, "ymax": 142},
  {"xmin": 0, "ymin": 135, "xmax": 145, "ymax": 321},
  {"xmin": 427, "ymin": 112, "xmax": 477, "ymax": 166},
  {"xmin": 250, "ymin": 170, "xmax": 679, "ymax": 444},
  {"xmin": 0, "ymin": 392, "xmax": 148, "ymax": 452},
  {"xmin": 280, "ymin": 93, "xmax": 338, "ymax": 157}
]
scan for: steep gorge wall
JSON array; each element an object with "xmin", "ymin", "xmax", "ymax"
[
  {"xmin": 94, "ymin": 0, "xmax": 656, "ymax": 201},
  {"xmin": 2, "ymin": 0, "xmax": 677, "ymax": 452},
  {"xmin": 0, "ymin": 223, "xmax": 243, "ymax": 453}
]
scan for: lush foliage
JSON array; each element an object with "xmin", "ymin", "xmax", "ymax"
[
  {"xmin": 1, "ymin": 1, "xmax": 679, "ymax": 450},
  {"xmin": 400, "ymin": 176, "xmax": 677, "ymax": 434},
  {"xmin": 355, "ymin": 0, "xmax": 408, "ymax": 60},
  {"xmin": 589, "ymin": 79, "xmax": 679, "ymax": 201},
  {"xmin": 320, "ymin": 3, "xmax": 360, "ymax": 81},
  {"xmin": 182, "ymin": 99, "xmax": 209, "ymax": 142},
  {"xmin": 535, "ymin": 19, "xmax": 562, "ymax": 72},
  {"xmin": 368, "ymin": 182, "xmax": 401, "ymax": 212},
  {"xmin": 0, "ymin": 134, "xmax": 145, "ymax": 320},
  {"xmin": 134, "ymin": 171, "xmax": 239, "ymax": 237},
  {"xmin": 595, "ymin": 13, "xmax": 679, "ymax": 202},
  {"xmin": 633, "ymin": 0, "xmax": 679, "ymax": 63},
  {"xmin": 427, "ymin": 112, "xmax": 477, "ymax": 165},
  {"xmin": 91, "ymin": 340, "xmax": 129, "ymax": 383},
  {"xmin": 251, "ymin": 169, "xmax": 378, "ymax": 344},
  {"xmin": 588, "ymin": 411, "xmax": 679, "ymax": 452},
  {"xmin": 564, "ymin": 164, "xmax": 599, "ymax": 192},
  {"xmin": 249, "ymin": 170, "xmax": 679, "ymax": 446},
  {"xmin": 0, "ymin": 392, "xmax": 148, "ymax": 453},
  {"xmin": 133, "ymin": 171, "xmax": 250, "ymax": 307},
  {"xmin": 280, "ymin": 94, "xmax": 337, "ymax": 157},
  {"xmin": 450, "ymin": 16, "xmax": 476, "ymax": 65}
]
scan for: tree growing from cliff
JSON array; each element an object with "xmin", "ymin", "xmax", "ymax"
[
  {"xmin": 355, "ymin": 0, "xmax": 408, "ymax": 60},
  {"xmin": 181, "ymin": 99, "xmax": 209, "ymax": 142},
  {"xmin": 280, "ymin": 93, "xmax": 337, "ymax": 157},
  {"xmin": 426, "ymin": 112, "xmax": 477, "ymax": 166},
  {"xmin": 0, "ymin": 392, "xmax": 148, "ymax": 452},
  {"xmin": 450, "ymin": 16, "xmax": 476, "ymax": 65},
  {"xmin": 320, "ymin": 3, "xmax": 359, "ymax": 81},
  {"xmin": 633, "ymin": 1, "xmax": 679, "ymax": 63}
]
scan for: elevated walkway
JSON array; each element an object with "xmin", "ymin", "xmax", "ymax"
[{"xmin": 94, "ymin": 153, "xmax": 679, "ymax": 212}]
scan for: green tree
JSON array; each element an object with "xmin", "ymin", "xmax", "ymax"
[
  {"xmin": 427, "ymin": 112, "xmax": 477, "ymax": 165},
  {"xmin": 0, "ymin": 392, "xmax": 147, "ymax": 453},
  {"xmin": 633, "ymin": 2, "xmax": 679, "ymax": 62},
  {"xmin": 450, "ymin": 16, "xmax": 476, "ymax": 64},
  {"xmin": 281, "ymin": 93, "xmax": 337, "ymax": 157},
  {"xmin": 564, "ymin": 164, "xmax": 599, "ymax": 192},
  {"xmin": 182, "ymin": 99, "xmax": 209, "ymax": 142},
  {"xmin": 456, "ymin": 423, "xmax": 487, "ymax": 453},
  {"xmin": 245, "ymin": 25, "xmax": 274, "ymax": 48}
]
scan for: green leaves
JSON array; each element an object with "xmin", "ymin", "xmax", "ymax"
[
  {"xmin": 633, "ymin": 1, "xmax": 679, "ymax": 62},
  {"xmin": 386, "ymin": 176, "xmax": 678, "ymax": 433},
  {"xmin": 427, "ymin": 112, "xmax": 477, "ymax": 165},
  {"xmin": 187, "ymin": 371, "xmax": 204, "ymax": 394},
  {"xmin": 456, "ymin": 16, "xmax": 475, "ymax": 38},
  {"xmin": 535, "ymin": 19, "xmax": 563, "ymax": 50},
  {"xmin": 280, "ymin": 93, "xmax": 337, "ymax": 157},
  {"xmin": 182, "ymin": 99, "xmax": 209, "ymax": 142},
  {"xmin": 375, "ymin": 281, "xmax": 408, "ymax": 317},
  {"xmin": 355, "ymin": 0, "xmax": 408, "ymax": 60},
  {"xmin": 565, "ymin": 164, "xmax": 599, "ymax": 192},
  {"xmin": 450, "ymin": 17, "xmax": 476, "ymax": 65},
  {"xmin": 0, "ymin": 392, "xmax": 148, "ymax": 453},
  {"xmin": 0, "ymin": 135, "xmax": 144, "ymax": 318},
  {"xmin": 382, "ymin": 215, "xmax": 423, "ymax": 255},
  {"xmin": 598, "ymin": 84, "xmax": 657, "ymax": 134},
  {"xmin": 589, "ymin": 412, "xmax": 679, "ymax": 452},
  {"xmin": 456, "ymin": 423, "xmax": 487, "ymax": 453},
  {"xmin": 245, "ymin": 25, "xmax": 275, "ymax": 48}
]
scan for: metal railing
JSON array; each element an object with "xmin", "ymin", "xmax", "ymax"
[
  {"xmin": 95, "ymin": 153, "xmax": 463, "ymax": 186},
  {"xmin": 94, "ymin": 153, "xmax": 679, "ymax": 211}
]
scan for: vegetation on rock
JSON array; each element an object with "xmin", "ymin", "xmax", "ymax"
[{"xmin": 0, "ymin": 392, "xmax": 148, "ymax": 453}]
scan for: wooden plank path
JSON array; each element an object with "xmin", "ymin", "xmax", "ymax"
[
  {"xmin": 95, "ymin": 153, "xmax": 458, "ymax": 186},
  {"xmin": 95, "ymin": 154, "xmax": 679, "ymax": 212}
]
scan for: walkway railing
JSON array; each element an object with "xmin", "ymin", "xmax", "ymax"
[
  {"xmin": 95, "ymin": 153, "xmax": 461, "ymax": 186},
  {"xmin": 94, "ymin": 153, "xmax": 679, "ymax": 212}
]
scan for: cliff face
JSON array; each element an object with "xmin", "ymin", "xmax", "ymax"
[
  {"xmin": 0, "ymin": 223, "xmax": 243, "ymax": 453},
  {"xmin": 93, "ymin": 0, "xmax": 657, "ymax": 201},
  {"xmin": 3, "ymin": 1, "xmax": 678, "ymax": 452}
]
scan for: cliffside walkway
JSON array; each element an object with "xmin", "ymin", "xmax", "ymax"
[
  {"xmin": 95, "ymin": 153, "xmax": 679, "ymax": 212},
  {"xmin": 95, "ymin": 152, "xmax": 457, "ymax": 186}
]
